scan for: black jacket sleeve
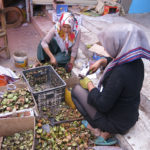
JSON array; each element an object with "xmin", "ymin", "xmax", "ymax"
[
  {"xmin": 105, "ymin": 57, "xmax": 113, "ymax": 64},
  {"xmin": 88, "ymin": 69, "xmax": 124, "ymax": 113},
  {"xmin": 102, "ymin": 57, "xmax": 112, "ymax": 70}
]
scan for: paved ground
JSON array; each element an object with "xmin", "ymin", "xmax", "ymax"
[{"xmin": 0, "ymin": 23, "xmax": 41, "ymax": 73}]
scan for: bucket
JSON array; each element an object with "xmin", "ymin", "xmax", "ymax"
[{"xmin": 13, "ymin": 51, "xmax": 28, "ymax": 68}]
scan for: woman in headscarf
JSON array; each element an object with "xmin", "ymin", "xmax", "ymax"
[
  {"xmin": 71, "ymin": 23, "xmax": 150, "ymax": 145},
  {"xmin": 36, "ymin": 12, "xmax": 81, "ymax": 72}
]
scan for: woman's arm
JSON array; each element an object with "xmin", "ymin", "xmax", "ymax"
[
  {"xmin": 91, "ymin": 58, "xmax": 107, "ymax": 70},
  {"xmin": 41, "ymin": 26, "xmax": 57, "ymax": 65},
  {"xmin": 88, "ymin": 68, "xmax": 124, "ymax": 113},
  {"xmin": 43, "ymin": 47, "xmax": 57, "ymax": 65},
  {"xmin": 70, "ymin": 29, "xmax": 81, "ymax": 60},
  {"xmin": 87, "ymin": 57, "xmax": 113, "ymax": 92},
  {"xmin": 41, "ymin": 26, "xmax": 55, "ymax": 49},
  {"xmin": 70, "ymin": 56, "xmax": 75, "ymax": 65}
]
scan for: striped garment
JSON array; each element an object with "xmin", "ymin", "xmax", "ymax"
[{"xmin": 107, "ymin": 47, "xmax": 150, "ymax": 72}]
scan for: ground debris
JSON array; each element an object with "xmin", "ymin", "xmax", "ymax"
[
  {"xmin": 35, "ymin": 102, "xmax": 96, "ymax": 149},
  {"xmin": 2, "ymin": 130, "xmax": 34, "ymax": 150}
]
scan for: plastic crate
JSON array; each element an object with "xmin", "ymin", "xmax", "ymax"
[{"xmin": 22, "ymin": 65, "xmax": 66, "ymax": 116}]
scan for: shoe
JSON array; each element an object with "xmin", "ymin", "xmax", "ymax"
[
  {"xmin": 94, "ymin": 136, "xmax": 117, "ymax": 146},
  {"xmin": 81, "ymin": 120, "xmax": 88, "ymax": 128}
]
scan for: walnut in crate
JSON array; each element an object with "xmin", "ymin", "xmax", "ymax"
[
  {"xmin": 42, "ymin": 62, "xmax": 71, "ymax": 80},
  {"xmin": 55, "ymin": 67, "xmax": 71, "ymax": 80}
]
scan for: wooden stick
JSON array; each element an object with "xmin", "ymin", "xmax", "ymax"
[{"xmin": 51, "ymin": 117, "xmax": 84, "ymax": 126}]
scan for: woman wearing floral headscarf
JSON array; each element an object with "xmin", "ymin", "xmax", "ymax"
[
  {"xmin": 71, "ymin": 23, "xmax": 150, "ymax": 145},
  {"xmin": 36, "ymin": 12, "xmax": 81, "ymax": 72}
]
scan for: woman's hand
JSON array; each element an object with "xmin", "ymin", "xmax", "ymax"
[
  {"xmin": 90, "ymin": 60, "xmax": 101, "ymax": 73},
  {"xmin": 50, "ymin": 56, "xmax": 57, "ymax": 66},
  {"xmin": 43, "ymin": 47, "xmax": 57, "ymax": 65},
  {"xmin": 88, "ymin": 82, "xmax": 95, "ymax": 92},
  {"xmin": 80, "ymin": 77, "xmax": 95, "ymax": 91},
  {"xmin": 65, "ymin": 63, "xmax": 73, "ymax": 73},
  {"xmin": 80, "ymin": 77, "xmax": 92, "ymax": 89},
  {"xmin": 90, "ymin": 58, "xmax": 107, "ymax": 73}
]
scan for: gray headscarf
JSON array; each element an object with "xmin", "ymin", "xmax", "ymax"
[{"xmin": 98, "ymin": 23, "xmax": 150, "ymax": 88}]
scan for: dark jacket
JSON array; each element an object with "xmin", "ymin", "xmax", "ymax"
[{"xmin": 88, "ymin": 59, "xmax": 144, "ymax": 134}]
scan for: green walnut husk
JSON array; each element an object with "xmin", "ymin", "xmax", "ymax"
[
  {"xmin": 2, "ymin": 130, "xmax": 34, "ymax": 150},
  {"xmin": 38, "ymin": 102, "xmax": 81, "ymax": 120},
  {"xmin": 0, "ymin": 88, "xmax": 34, "ymax": 113},
  {"xmin": 35, "ymin": 119, "xmax": 95, "ymax": 149},
  {"xmin": 86, "ymin": 44, "xmax": 92, "ymax": 49},
  {"xmin": 35, "ymin": 102, "xmax": 96, "ymax": 150},
  {"xmin": 54, "ymin": 67, "xmax": 71, "ymax": 81}
]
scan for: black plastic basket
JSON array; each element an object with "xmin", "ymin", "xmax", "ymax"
[{"xmin": 22, "ymin": 65, "xmax": 66, "ymax": 116}]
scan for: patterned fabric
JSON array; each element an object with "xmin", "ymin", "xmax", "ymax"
[
  {"xmin": 106, "ymin": 47, "xmax": 150, "ymax": 72},
  {"xmin": 98, "ymin": 23, "xmax": 150, "ymax": 88},
  {"xmin": 55, "ymin": 12, "xmax": 78, "ymax": 54}
]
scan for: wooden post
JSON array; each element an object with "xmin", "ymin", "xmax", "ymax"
[
  {"xmin": 30, "ymin": 0, "xmax": 33, "ymax": 18},
  {"xmin": 0, "ymin": 0, "xmax": 6, "ymax": 30},
  {"xmin": 0, "ymin": 0, "xmax": 10, "ymax": 58},
  {"xmin": 25, "ymin": 0, "xmax": 31, "ymax": 22}
]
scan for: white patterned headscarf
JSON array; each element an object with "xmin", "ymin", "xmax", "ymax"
[
  {"xmin": 98, "ymin": 23, "xmax": 150, "ymax": 88},
  {"xmin": 54, "ymin": 12, "xmax": 78, "ymax": 54}
]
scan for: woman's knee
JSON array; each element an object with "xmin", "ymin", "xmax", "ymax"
[
  {"xmin": 37, "ymin": 42, "xmax": 43, "ymax": 62},
  {"xmin": 72, "ymin": 84, "xmax": 82, "ymax": 96}
]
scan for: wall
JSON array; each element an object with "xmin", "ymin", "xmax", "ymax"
[{"xmin": 129, "ymin": 0, "xmax": 150, "ymax": 13}]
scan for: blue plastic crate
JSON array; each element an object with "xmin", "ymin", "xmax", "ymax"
[{"xmin": 56, "ymin": 4, "xmax": 68, "ymax": 16}]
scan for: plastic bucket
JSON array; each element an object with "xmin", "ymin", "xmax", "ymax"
[{"xmin": 13, "ymin": 51, "xmax": 28, "ymax": 68}]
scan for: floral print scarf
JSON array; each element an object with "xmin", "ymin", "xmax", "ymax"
[{"xmin": 54, "ymin": 12, "xmax": 79, "ymax": 54}]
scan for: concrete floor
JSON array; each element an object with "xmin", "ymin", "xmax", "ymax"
[
  {"xmin": 125, "ymin": 13, "xmax": 150, "ymax": 28},
  {"xmin": 0, "ymin": 23, "xmax": 41, "ymax": 73}
]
